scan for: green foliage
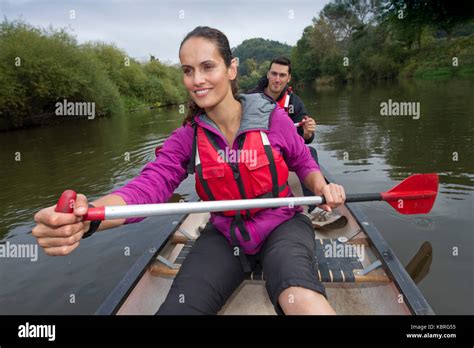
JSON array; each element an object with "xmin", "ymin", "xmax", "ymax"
[
  {"xmin": 239, "ymin": 70, "xmax": 262, "ymax": 92},
  {"xmin": 292, "ymin": 26, "xmax": 321, "ymax": 87},
  {"xmin": 401, "ymin": 34, "xmax": 474, "ymax": 79},
  {"xmin": 386, "ymin": 0, "xmax": 474, "ymax": 42},
  {"xmin": 0, "ymin": 20, "xmax": 122, "ymax": 129},
  {"xmin": 2, "ymin": 1, "xmax": 473, "ymax": 131},
  {"xmin": 0, "ymin": 20, "xmax": 186, "ymax": 130},
  {"xmin": 347, "ymin": 24, "xmax": 403, "ymax": 81},
  {"xmin": 141, "ymin": 61, "xmax": 187, "ymax": 105},
  {"xmin": 290, "ymin": 0, "xmax": 474, "ymax": 87},
  {"xmin": 321, "ymin": 1, "xmax": 361, "ymax": 41},
  {"xmin": 233, "ymin": 38, "xmax": 292, "ymax": 66}
]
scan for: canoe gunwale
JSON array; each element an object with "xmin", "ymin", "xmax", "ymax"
[{"xmin": 344, "ymin": 202, "xmax": 434, "ymax": 315}]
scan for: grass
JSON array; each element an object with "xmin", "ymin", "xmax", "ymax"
[{"xmin": 402, "ymin": 35, "xmax": 474, "ymax": 80}]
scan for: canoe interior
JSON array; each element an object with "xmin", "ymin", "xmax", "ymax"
[{"xmin": 116, "ymin": 172, "xmax": 415, "ymax": 315}]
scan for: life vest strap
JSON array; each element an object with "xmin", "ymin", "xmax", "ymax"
[
  {"xmin": 230, "ymin": 213, "xmax": 252, "ymax": 273},
  {"xmin": 194, "ymin": 126, "xmax": 286, "ymax": 217},
  {"xmin": 203, "ymin": 128, "xmax": 222, "ymax": 153},
  {"xmin": 196, "ymin": 163, "xmax": 215, "ymax": 201},
  {"xmin": 260, "ymin": 132, "xmax": 279, "ymax": 198},
  {"xmin": 257, "ymin": 183, "xmax": 289, "ymax": 199},
  {"xmin": 187, "ymin": 124, "xmax": 198, "ymax": 175}
]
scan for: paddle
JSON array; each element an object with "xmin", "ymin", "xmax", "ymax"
[
  {"xmin": 294, "ymin": 115, "xmax": 313, "ymax": 128},
  {"xmin": 54, "ymin": 173, "xmax": 438, "ymax": 221},
  {"xmin": 405, "ymin": 241, "xmax": 433, "ymax": 285}
]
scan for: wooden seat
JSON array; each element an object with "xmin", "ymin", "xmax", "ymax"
[{"xmin": 150, "ymin": 237, "xmax": 389, "ymax": 283}]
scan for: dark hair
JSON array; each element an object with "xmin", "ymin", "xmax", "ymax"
[
  {"xmin": 179, "ymin": 26, "xmax": 239, "ymax": 126},
  {"xmin": 268, "ymin": 56, "xmax": 292, "ymax": 75}
]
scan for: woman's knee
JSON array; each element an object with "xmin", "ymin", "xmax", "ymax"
[
  {"xmin": 279, "ymin": 286, "xmax": 320, "ymax": 304},
  {"xmin": 278, "ymin": 286, "xmax": 335, "ymax": 315}
]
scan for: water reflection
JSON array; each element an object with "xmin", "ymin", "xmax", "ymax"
[
  {"xmin": 302, "ymin": 78, "xmax": 474, "ymax": 188},
  {"xmin": 405, "ymin": 241, "xmax": 433, "ymax": 285}
]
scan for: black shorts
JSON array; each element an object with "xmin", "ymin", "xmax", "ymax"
[{"xmin": 157, "ymin": 213, "xmax": 326, "ymax": 315}]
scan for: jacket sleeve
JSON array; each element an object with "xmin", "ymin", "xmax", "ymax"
[{"xmin": 111, "ymin": 125, "xmax": 194, "ymax": 224}]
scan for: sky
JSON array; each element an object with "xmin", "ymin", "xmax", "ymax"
[{"xmin": 0, "ymin": 0, "xmax": 327, "ymax": 63}]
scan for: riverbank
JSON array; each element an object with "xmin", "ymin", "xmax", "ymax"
[
  {"xmin": 0, "ymin": 20, "xmax": 187, "ymax": 131},
  {"xmin": 401, "ymin": 35, "xmax": 474, "ymax": 79},
  {"xmin": 313, "ymin": 35, "xmax": 474, "ymax": 88}
]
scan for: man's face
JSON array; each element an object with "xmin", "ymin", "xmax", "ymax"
[{"xmin": 267, "ymin": 63, "xmax": 291, "ymax": 95}]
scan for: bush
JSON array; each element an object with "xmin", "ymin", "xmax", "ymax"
[
  {"xmin": 0, "ymin": 20, "xmax": 187, "ymax": 130},
  {"xmin": 400, "ymin": 34, "xmax": 474, "ymax": 79}
]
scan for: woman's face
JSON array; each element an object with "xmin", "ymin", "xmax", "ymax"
[{"xmin": 179, "ymin": 37, "xmax": 236, "ymax": 110}]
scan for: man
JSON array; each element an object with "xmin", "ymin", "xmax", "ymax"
[
  {"xmin": 249, "ymin": 57, "xmax": 346, "ymax": 230},
  {"xmin": 250, "ymin": 57, "xmax": 316, "ymax": 146}
]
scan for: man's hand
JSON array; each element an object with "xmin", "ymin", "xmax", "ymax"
[{"xmin": 302, "ymin": 116, "xmax": 316, "ymax": 140}]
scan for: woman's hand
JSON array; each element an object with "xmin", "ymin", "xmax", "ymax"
[
  {"xmin": 303, "ymin": 172, "xmax": 346, "ymax": 212},
  {"xmin": 32, "ymin": 194, "xmax": 90, "ymax": 256},
  {"xmin": 319, "ymin": 183, "xmax": 345, "ymax": 212}
]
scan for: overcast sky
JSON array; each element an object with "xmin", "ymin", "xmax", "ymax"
[{"xmin": 0, "ymin": 0, "xmax": 328, "ymax": 63}]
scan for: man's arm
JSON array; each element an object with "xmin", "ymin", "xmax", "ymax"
[{"xmin": 291, "ymin": 94, "xmax": 315, "ymax": 144}]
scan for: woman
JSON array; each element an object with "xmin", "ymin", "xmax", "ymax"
[{"xmin": 32, "ymin": 26, "xmax": 346, "ymax": 315}]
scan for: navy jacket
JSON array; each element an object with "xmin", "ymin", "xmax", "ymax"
[{"xmin": 248, "ymin": 77, "xmax": 314, "ymax": 144}]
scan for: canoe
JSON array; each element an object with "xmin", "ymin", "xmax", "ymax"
[{"xmin": 96, "ymin": 166, "xmax": 434, "ymax": 315}]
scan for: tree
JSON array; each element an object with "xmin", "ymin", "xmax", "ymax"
[
  {"xmin": 239, "ymin": 58, "xmax": 257, "ymax": 76},
  {"xmin": 321, "ymin": 0, "xmax": 385, "ymax": 42},
  {"xmin": 424, "ymin": 0, "xmax": 474, "ymax": 41},
  {"xmin": 321, "ymin": 1, "xmax": 361, "ymax": 41},
  {"xmin": 385, "ymin": 0, "xmax": 474, "ymax": 47},
  {"xmin": 0, "ymin": 19, "xmax": 187, "ymax": 130},
  {"xmin": 292, "ymin": 25, "xmax": 321, "ymax": 86},
  {"xmin": 232, "ymin": 38, "xmax": 292, "ymax": 66}
]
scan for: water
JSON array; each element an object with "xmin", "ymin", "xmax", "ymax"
[
  {"xmin": 0, "ymin": 78, "xmax": 473, "ymax": 314},
  {"xmin": 0, "ymin": 107, "xmax": 195, "ymax": 314}
]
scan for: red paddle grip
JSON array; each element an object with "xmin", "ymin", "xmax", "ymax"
[
  {"xmin": 55, "ymin": 190, "xmax": 105, "ymax": 220},
  {"xmin": 55, "ymin": 190, "xmax": 77, "ymax": 213}
]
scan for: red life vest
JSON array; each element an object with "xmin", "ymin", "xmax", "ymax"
[
  {"xmin": 277, "ymin": 87, "xmax": 292, "ymax": 112},
  {"xmin": 192, "ymin": 125, "xmax": 290, "ymax": 217}
]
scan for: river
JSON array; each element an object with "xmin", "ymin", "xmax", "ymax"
[{"xmin": 0, "ymin": 78, "xmax": 472, "ymax": 314}]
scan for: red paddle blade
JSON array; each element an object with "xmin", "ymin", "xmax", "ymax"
[{"xmin": 381, "ymin": 174, "xmax": 438, "ymax": 214}]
